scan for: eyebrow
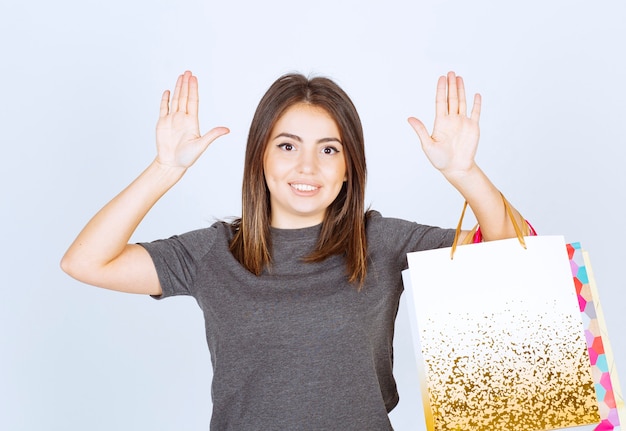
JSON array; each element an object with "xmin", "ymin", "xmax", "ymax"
[{"xmin": 273, "ymin": 132, "xmax": 342, "ymax": 145}]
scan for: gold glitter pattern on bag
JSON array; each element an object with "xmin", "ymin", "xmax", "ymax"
[{"xmin": 419, "ymin": 307, "xmax": 600, "ymax": 431}]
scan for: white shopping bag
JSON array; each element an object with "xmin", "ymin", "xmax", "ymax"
[{"xmin": 403, "ymin": 235, "xmax": 601, "ymax": 431}]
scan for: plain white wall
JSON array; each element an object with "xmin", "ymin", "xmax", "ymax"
[{"xmin": 1, "ymin": 0, "xmax": 624, "ymax": 429}]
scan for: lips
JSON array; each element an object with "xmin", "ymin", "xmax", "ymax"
[{"xmin": 290, "ymin": 183, "xmax": 319, "ymax": 192}]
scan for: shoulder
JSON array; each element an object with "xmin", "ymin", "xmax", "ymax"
[
  {"xmin": 365, "ymin": 210, "xmax": 455, "ymax": 253},
  {"xmin": 366, "ymin": 210, "xmax": 415, "ymax": 230},
  {"xmin": 140, "ymin": 220, "xmax": 233, "ymax": 261},
  {"xmin": 365, "ymin": 210, "xmax": 425, "ymax": 238}
]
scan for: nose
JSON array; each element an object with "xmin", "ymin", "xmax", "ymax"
[{"xmin": 296, "ymin": 146, "xmax": 317, "ymax": 174}]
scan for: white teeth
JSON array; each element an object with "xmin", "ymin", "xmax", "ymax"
[{"xmin": 291, "ymin": 183, "xmax": 318, "ymax": 192}]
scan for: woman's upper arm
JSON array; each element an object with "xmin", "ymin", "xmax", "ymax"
[
  {"xmin": 106, "ymin": 244, "xmax": 163, "ymax": 295},
  {"xmin": 63, "ymin": 244, "xmax": 163, "ymax": 296}
]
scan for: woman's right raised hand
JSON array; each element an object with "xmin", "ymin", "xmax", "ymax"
[
  {"xmin": 156, "ymin": 71, "xmax": 229, "ymax": 169},
  {"xmin": 60, "ymin": 71, "xmax": 229, "ymax": 295}
]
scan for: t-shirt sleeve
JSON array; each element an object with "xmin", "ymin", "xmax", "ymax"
[
  {"xmin": 366, "ymin": 211, "xmax": 456, "ymax": 269},
  {"xmin": 138, "ymin": 224, "xmax": 221, "ymax": 300}
]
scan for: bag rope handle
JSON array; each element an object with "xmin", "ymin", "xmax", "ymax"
[{"xmin": 450, "ymin": 192, "xmax": 536, "ymax": 259}]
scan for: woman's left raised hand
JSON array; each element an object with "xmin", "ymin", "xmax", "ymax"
[{"xmin": 408, "ymin": 71, "xmax": 481, "ymax": 179}]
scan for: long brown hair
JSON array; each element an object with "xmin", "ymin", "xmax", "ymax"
[{"xmin": 229, "ymin": 73, "xmax": 368, "ymax": 285}]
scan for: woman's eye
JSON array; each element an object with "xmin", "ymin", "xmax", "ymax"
[
  {"xmin": 278, "ymin": 143, "xmax": 295, "ymax": 151},
  {"xmin": 322, "ymin": 146, "xmax": 339, "ymax": 155}
]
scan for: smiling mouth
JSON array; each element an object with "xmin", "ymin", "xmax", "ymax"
[{"xmin": 290, "ymin": 183, "xmax": 319, "ymax": 192}]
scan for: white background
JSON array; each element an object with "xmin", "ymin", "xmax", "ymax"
[{"xmin": 1, "ymin": 0, "xmax": 624, "ymax": 429}]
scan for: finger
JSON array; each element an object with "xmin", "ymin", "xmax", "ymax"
[
  {"xmin": 447, "ymin": 71, "xmax": 458, "ymax": 115},
  {"xmin": 435, "ymin": 76, "xmax": 447, "ymax": 118},
  {"xmin": 171, "ymin": 74, "xmax": 183, "ymax": 112},
  {"xmin": 457, "ymin": 76, "xmax": 467, "ymax": 116},
  {"xmin": 159, "ymin": 90, "xmax": 170, "ymax": 118},
  {"xmin": 197, "ymin": 126, "xmax": 231, "ymax": 150},
  {"xmin": 179, "ymin": 71, "xmax": 191, "ymax": 114},
  {"xmin": 188, "ymin": 75, "xmax": 200, "ymax": 117},
  {"xmin": 470, "ymin": 93, "xmax": 482, "ymax": 122},
  {"xmin": 407, "ymin": 117, "xmax": 433, "ymax": 146}
]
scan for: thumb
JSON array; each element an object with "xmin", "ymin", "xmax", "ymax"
[
  {"xmin": 407, "ymin": 117, "xmax": 432, "ymax": 146},
  {"xmin": 197, "ymin": 126, "xmax": 231, "ymax": 148}
]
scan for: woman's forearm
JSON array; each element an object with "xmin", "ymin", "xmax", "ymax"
[{"xmin": 60, "ymin": 160, "xmax": 185, "ymax": 286}]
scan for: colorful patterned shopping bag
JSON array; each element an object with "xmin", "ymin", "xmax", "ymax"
[{"xmin": 568, "ymin": 243, "xmax": 625, "ymax": 431}]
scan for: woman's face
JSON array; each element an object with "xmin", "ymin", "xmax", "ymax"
[{"xmin": 263, "ymin": 103, "xmax": 347, "ymax": 229}]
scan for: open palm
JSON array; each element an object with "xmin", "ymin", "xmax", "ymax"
[
  {"xmin": 408, "ymin": 72, "xmax": 481, "ymax": 177},
  {"xmin": 156, "ymin": 71, "xmax": 229, "ymax": 168}
]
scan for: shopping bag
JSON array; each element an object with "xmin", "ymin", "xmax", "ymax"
[
  {"xmin": 569, "ymin": 243, "xmax": 625, "ymax": 431},
  {"xmin": 402, "ymin": 198, "xmax": 601, "ymax": 431}
]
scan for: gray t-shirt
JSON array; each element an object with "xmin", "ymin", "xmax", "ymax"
[{"xmin": 140, "ymin": 211, "xmax": 455, "ymax": 430}]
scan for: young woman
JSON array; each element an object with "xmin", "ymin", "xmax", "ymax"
[{"xmin": 61, "ymin": 70, "xmax": 525, "ymax": 429}]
